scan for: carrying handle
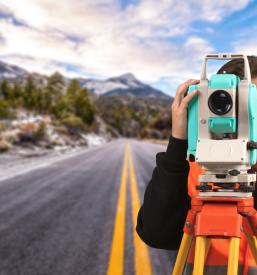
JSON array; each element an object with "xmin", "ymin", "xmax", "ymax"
[{"xmin": 200, "ymin": 53, "xmax": 251, "ymax": 82}]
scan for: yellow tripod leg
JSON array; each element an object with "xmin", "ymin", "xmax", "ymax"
[
  {"xmin": 245, "ymin": 233, "xmax": 257, "ymax": 264},
  {"xmin": 204, "ymin": 238, "xmax": 211, "ymax": 261},
  {"xmin": 172, "ymin": 233, "xmax": 193, "ymax": 275},
  {"xmin": 227, "ymin": 237, "xmax": 240, "ymax": 275},
  {"xmin": 193, "ymin": 236, "xmax": 207, "ymax": 275}
]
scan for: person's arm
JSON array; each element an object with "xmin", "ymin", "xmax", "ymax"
[
  {"xmin": 136, "ymin": 79, "xmax": 200, "ymax": 250},
  {"xmin": 136, "ymin": 136, "xmax": 191, "ymax": 250}
]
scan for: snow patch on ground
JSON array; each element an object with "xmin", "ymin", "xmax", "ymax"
[{"xmin": 82, "ymin": 134, "xmax": 106, "ymax": 147}]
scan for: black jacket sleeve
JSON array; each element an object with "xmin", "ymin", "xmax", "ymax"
[
  {"xmin": 254, "ymin": 182, "xmax": 257, "ymax": 210},
  {"xmin": 136, "ymin": 136, "xmax": 191, "ymax": 250}
]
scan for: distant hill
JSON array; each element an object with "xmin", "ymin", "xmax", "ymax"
[
  {"xmin": 78, "ymin": 73, "xmax": 170, "ymax": 99},
  {"xmin": 0, "ymin": 60, "xmax": 170, "ymax": 100},
  {"xmin": 0, "ymin": 60, "xmax": 173, "ymax": 140},
  {"xmin": 0, "ymin": 61, "xmax": 50, "ymax": 87},
  {"xmin": 0, "ymin": 61, "xmax": 27, "ymax": 80},
  {"xmin": 95, "ymin": 95, "xmax": 172, "ymax": 138}
]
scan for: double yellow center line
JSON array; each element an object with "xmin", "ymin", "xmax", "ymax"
[{"xmin": 107, "ymin": 143, "xmax": 152, "ymax": 275}]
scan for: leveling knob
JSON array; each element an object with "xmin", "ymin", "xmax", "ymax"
[
  {"xmin": 247, "ymin": 141, "xmax": 257, "ymax": 150},
  {"xmin": 228, "ymin": 169, "xmax": 240, "ymax": 176}
]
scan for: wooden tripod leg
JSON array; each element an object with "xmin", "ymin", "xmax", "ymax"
[
  {"xmin": 172, "ymin": 233, "xmax": 193, "ymax": 275},
  {"xmin": 193, "ymin": 236, "xmax": 207, "ymax": 275},
  {"xmin": 245, "ymin": 233, "xmax": 257, "ymax": 264},
  {"xmin": 227, "ymin": 237, "xmax": 240, "ymax": 275}
]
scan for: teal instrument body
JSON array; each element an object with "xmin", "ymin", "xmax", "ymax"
[
  {"xmin": 188, "ymin": 84, "xmax": 199, "ymax": 157},
  {"xmin": 248, "ymin": 83, "xmax": 257, "ymax": 164},
  {"xmin": 186, "ymin": 53, "xmax": 257, "ymax": 197},
  {"xmin": 188, "ymin": 73, "xmax": 257, "ymax": 165}
]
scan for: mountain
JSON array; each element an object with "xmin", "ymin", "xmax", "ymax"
[
  {"xmin": 0, "ymin": 60, "xmax": 173, "ymax": 140},
  {"xmin": 0, "ymin": 60, "xmax": 170, "ymax": 99},
  {"xmin": 0, "ymin": 61, "xmax": 28, "ymax": 80},
  {"xmin": 79, "ymin": 73, "xmax": 170, "ymax": 99}
]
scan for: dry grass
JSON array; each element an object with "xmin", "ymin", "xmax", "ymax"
[{"xmin": 0, "ymin": 140, "xmax": 12, "ymax": 152}]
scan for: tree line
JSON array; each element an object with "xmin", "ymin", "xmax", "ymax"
[{"xmin": 0, "ymin": 73, "xmax": 94, "ymax": 132}]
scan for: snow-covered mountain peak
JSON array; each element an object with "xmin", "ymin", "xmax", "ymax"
[
  {"xmin": 0, "ymin": 61, "xmax": 27, "ymax": 79},
  {"xmin": 107, "ymin": 73, "xmax": 142, "ymax": 88},
  {"xmin": 78, "ymin": 73, "xmax": 170, "ymax": 98}
]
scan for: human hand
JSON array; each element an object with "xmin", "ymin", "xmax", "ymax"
[{"xmin": 171, "ymin": 79, "xmax": 200, "ymax": 140}]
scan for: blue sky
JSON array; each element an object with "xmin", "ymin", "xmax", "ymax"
[{"xmin": 0, "ymin": 0, "xmax": 256, "ymax": 95}]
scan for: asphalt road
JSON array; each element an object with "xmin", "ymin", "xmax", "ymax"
[{"xmin": 0, "ymin": 140, "xmax": 177, "ymax": 275}]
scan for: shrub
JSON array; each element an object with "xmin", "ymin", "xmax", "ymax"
[
  {"xmin": 61, "ymin": 115, "xmax": 86, "ymax": 134},
  {"xmin": 0, "ymin": 100, "xmax": 16, "ymax": 119}
]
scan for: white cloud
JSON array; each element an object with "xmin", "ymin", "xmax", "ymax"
[
  {"xmin": 233, "ymin": 32, "xmax": 257, "ymax": 56},
  {"xmin": 122, "ymin": 0, "xmax": 251, "ymax": 38},
  {"xmin": 198, "ymin": 0, "xmax": 251, "ymax": 22},
  {"xmin": 0, "ymin": 0, "xmax": 251, "ymax": 95},
  {"xmin": 0, "ymin": 17, "xmax": 213, "ymax": 81}
]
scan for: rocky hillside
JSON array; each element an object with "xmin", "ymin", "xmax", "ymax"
[{"xmin": 95, "ymin": 95, "xmax": 172, "ymax": 139}]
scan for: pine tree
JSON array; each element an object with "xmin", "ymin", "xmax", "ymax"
[
  {"xmin": 74, "ymin": 88, "xmax": 94, "ymax": 125},
  {"xmin": 0, "ymin": 80, "xmax": 11, "ymax": 100},
  {"xmin": 67, "ymin": 79, "xmax": 81, "ymax": 98},
  {"xmin": 45, "ymin": 72, "xmax": 65, "ymax": 113},
  {"xmin": 23, "ymin": 75, "xmax": 38, "ymax": 109},
  {"xmin": 13, "ymin": 82, "xmax": 23, "ymax": 101},
  {"xmin": 66, "ymin": 80, "xmax": 94, "ymax": 125},
  {"xmin": 9, "ymin": 82, "xmax": 23, "ymax": 108}
]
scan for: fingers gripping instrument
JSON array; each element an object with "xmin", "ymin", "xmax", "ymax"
[{"xmin": 172, "ymin": 54, "xmax": 257, "ymax": 275}]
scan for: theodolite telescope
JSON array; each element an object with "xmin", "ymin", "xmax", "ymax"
[{"xmin": 188, "ymin": 53, "xmax": 257, "ymax": 196}]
